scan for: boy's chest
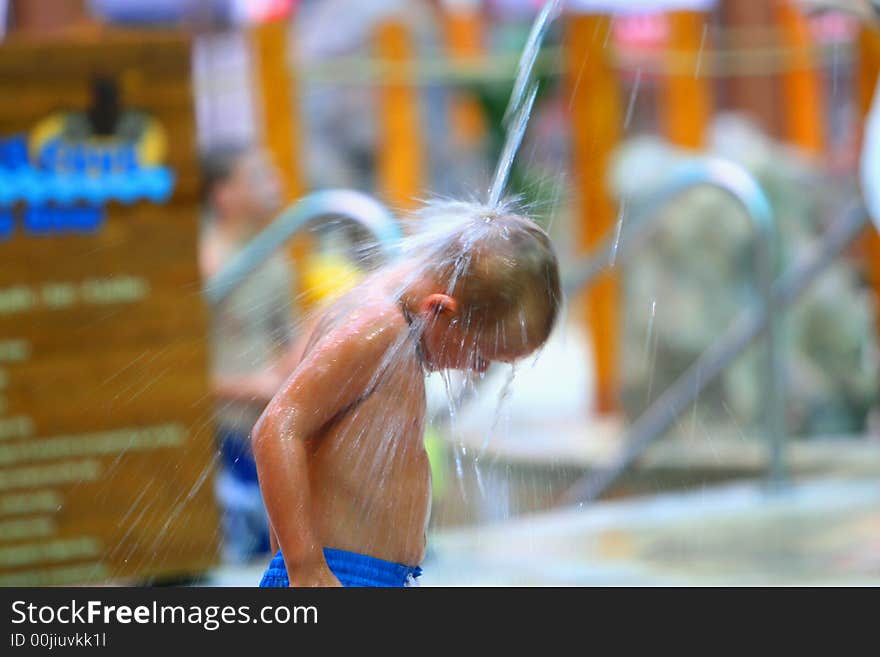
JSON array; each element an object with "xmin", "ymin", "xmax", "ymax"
[
  {"xmin": 315, "ymin": 379, "xmax": 429, "ymax": 496},
  {"xmin": 327, "ymin": 361, "xmax": 427, "ymax": 452},
  {"xmin": 364, "ymin": 365, "xmax": 426, "ymax": 436}
]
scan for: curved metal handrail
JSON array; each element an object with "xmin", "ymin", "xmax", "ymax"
[
  {"xmin": 571, "ymin": 157, "xmax": 786, "ymax": 490},
  {"xmin": 564, "ymin": 157, "xmax": 777, "ymax": 295},
  {"xmin": 204, "ymin": 188, "xmax": 403, "ymax": 307},
  {"xmin": 559, "ymin": 157, "xmax": 787, "ymax": 499},
  {"xmin": 562, "ymin": 202, "xmax": 869, "ymax": 505}
]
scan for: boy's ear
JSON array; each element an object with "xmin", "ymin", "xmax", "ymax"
[{"xmin": 420, "ymin": 293, "xmax": 458, "ymax": 317}]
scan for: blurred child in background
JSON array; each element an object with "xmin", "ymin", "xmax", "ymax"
[{"xmin": 200, "ymin": 144, "xmax": 302, "ymax": 563}]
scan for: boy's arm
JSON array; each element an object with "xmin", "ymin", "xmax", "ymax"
[
  {"xmin": 252, "ymin": 308, "xmax": 404, "ymax": 586},
  {"xmin": 254, "ymin": 417, "xmax": 337, "ymax": 586}
]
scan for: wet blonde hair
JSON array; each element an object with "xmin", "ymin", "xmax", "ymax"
[{"xmin": 412, "ymin": 202, "xmax": 561, "ymax": 351}]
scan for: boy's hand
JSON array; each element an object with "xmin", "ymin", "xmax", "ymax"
[{"xmin": 292, "ymin": 563, "xmax": 342, "ymax": 587}]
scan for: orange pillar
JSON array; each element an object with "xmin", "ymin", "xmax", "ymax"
[
  {"xmin": 375, "ymin": 21, "xmax": 423, "ymax": 212},
  {"xmin": 721, "ymin": 0, "xmax": 780, "ymax": 138},
  {"xmin": 661, "ymin": 10, "xmax": 712, "ymax": 149},
  {"xmin": 442, "ymin": 6, "xmax": 487, "ymax": 148},
  {"xmin": 565, "ymin": 14, "xmax": 623, "ymax": 414},
  {"xmin": 775, "ymin": 0, "xmax": 827, "ymax": 155},
  {"xmin": 857, "ymin": 25, "xmax": 880, "ymax": 328},
  {"xmin": 250, "ymin": 17, "xmax": 308, "ymax": 300},
  {"xmin": 250, "ymin": 18, "xmax": 303, "ymax": 202}
]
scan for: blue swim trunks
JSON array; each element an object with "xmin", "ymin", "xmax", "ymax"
[{"xmin": 259, "ymin": 548, "xmax": 422, "ymax": 588}]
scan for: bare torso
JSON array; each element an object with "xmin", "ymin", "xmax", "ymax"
[{"xmin": 294, "ymin": 285, "xmax": 431, "ymax": 566}]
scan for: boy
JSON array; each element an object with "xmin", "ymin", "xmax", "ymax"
[{"xmin": 254, "ymin": 202, "xmax": 561, "ymax": 586}]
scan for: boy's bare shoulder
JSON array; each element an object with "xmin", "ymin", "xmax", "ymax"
[
  {"xmin": 305, "ymin": 292, "xmax": 409, "ymax": 363},
  {"xmin": 255, "ymin": 291, "xmax": 415, "ymax": 441},
  {"xmin": 260, "ymin": 294, "xmax": 409, "ymax": 424}
]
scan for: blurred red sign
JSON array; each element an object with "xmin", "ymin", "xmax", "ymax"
[{"xmin": 240, "ymin": 0, "xmax": 296, "ymax": 23}]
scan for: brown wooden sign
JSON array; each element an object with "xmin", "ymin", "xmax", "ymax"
[{"xmin": 0, "ymin": 31, "xmax": 220, "ymax": 584}]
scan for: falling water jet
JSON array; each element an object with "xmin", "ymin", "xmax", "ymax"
[
  {"xmin": 623, "ymin": 69, "xmax": 641, "ymax": 130},
  {"xmin": 488, "ymin": 0, "xmax": 563, "ymax": 208},
  {"xmin": 642, "ymin": 298, "xmax": 657, "ymax": 368},
  {"xmin": 502, "ymin": 0, "xmax": 562, "ymax": 127},
  {"xmin": 609, "ymin": 199, "xmax": 627, "ymax": 266},
  {"xmin": 695, "ymin": 23, "xmax": 708, "ymax": 79},
  {"xmin": 477, "ymin": 363, "xmax": 518, "ymax": 460},
  {"xmin": 488, "ymin": 83, "xmax": 538, "ymax": 209}
]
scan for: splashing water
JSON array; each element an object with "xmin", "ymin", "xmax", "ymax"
[
  {"xmin": 623, "ymin": 69, "xmax": 641, "ymax": 130},
  {"xmin": 488, "ymin": 0, "xmax": 563, "ymax": 208},
  {"xmin": 439, "ymin": 368, "xmax": 459, "ymax": 429},
  {"xmin": 610, "ymin": 199, "xmax": 627, "ymax": 266},
  {"xmin": 390, "ymin": 0, "xmax": 566, "ymax": 516},
  {"xmin": 478, "ymin": 363, "xmax": 518, "ymax": 459},
  {"xmin": 695, "ymin": 24, "xmax": 708, "ymax": 79},
  {"xmin": 643, "ymin": 298, "xmax": 657, "ymax": 367}
]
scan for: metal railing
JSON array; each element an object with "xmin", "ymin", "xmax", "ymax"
[
  {"xmin": 559, "ymin": 157, "xmax": 786, "ymax": 497},
  {"xmin": 562, "ymin": 202, "xmax": 870, "ymax": 505},
  {"xmin": 204, "ymin": 188, "xmax": 402, "ymax": 307}
]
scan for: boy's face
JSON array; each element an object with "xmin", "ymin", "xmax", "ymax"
[{"xmin": 417, "ymin": 294, "xmax": 543, "ymax": 373}]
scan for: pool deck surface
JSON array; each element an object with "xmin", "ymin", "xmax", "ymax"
[
  {"xmin": 207, "ymin": 476, "xmax": 880, "ymax": 587},
  {"xmin": 207, "ymin": 324, "xmax": 880, "ymax": 586}
]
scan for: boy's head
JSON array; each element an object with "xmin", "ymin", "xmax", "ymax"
[{"xmin": 405, "ymin": 202, "xmax": 561, "ymax": 372}]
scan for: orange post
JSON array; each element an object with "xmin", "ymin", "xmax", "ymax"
[
  {"xmin": 857, "ymin": 25, "xmax": 880, "ymax": 328},
  {"xmin": 250, "ymin": 17, "xmax": 309, "ymax": 301},
  {"xmin": 721, "ymin": 0, "xmax": 780, "ymax": 138},
  {"xmin": 661, "ymin": 10, "xmax": 712, "ymax": 149},
  {"xmin": 442, "ymin": 7, "xmax": 487, "ymax": 148},
  {"xmin": 775, "ymin": 0, "xmax": 827, "ymax": 155},
  {"xmin": 375, "ymin": 21, "xmax": 423, "ymax": 212},
  {"xmin": 250, "ymin": 18, "xmax": 303, "ymax": 202},
  {"xmin": 564, "ymin": 14, "xmax": 623, "ymax": 414}
]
